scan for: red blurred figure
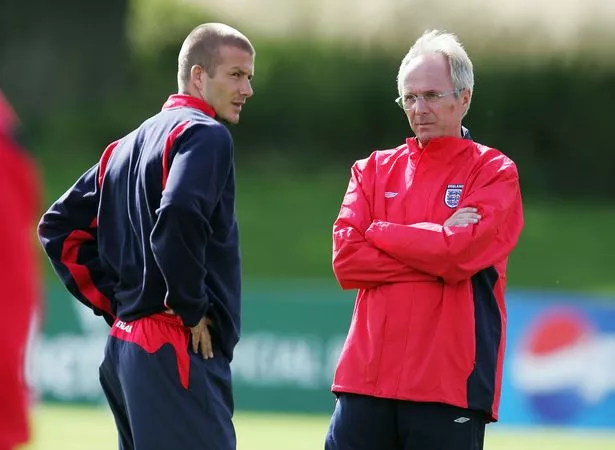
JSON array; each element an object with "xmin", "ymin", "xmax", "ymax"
[{"xmin": 0, "ymin": 92, "xmax": 41, "ymax": 450}]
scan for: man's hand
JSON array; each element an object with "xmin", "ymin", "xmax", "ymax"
[
  {"xmin": 444, "ymin": 207, "xmax": 481, "ymax": 228},
  {"xmin": 190, "ymin": 316, "xmax": 214, "ymax": 359}
]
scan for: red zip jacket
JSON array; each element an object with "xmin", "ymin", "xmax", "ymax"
[{"xmin": 331, "ymin": 136, "xmax": 523, "ymax": 421}]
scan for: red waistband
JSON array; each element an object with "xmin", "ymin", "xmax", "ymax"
[{"xmin": 112, "ymin": 311, "xmax": 184, "ymax": 327}]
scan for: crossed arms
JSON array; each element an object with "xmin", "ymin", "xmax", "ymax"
[{"xmin": 332, "ymin": 154, "xmax": 524, "ymax": 289}]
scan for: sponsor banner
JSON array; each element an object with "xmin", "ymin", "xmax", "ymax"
[
  {"xmin": 502, "ymin": 291, "xmax": 615, "ymax": 428},
  {"xmin": 30, "ymin": 284, "xmax": 615, "ymax": 428}
]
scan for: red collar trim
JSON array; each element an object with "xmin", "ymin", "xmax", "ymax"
[
  {"xmin": 406, "ymin": 136, "xmax": 470, "ymax": 159},
  {"xmin": 162, "ymin": 94, "xmax": 216, "ymax": 118}
]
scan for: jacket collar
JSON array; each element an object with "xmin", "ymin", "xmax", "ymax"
[
  {"xmin": 162, "ymin": 94, "xmax": 216, "ymax": 118},
  {"xmin": 405, "ymin": 126, "xmax": 473, "ymax": 159},
  {"xmin": 406, "ymin": 135, "xmax": 471, "ymax": 160}
]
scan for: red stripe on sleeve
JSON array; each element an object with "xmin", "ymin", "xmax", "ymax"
[
  {"xmin": 98, "ymin": 140, "xmax": 119, "ymax": 189},
  {"xmin": 61, "ymin": 229, "xmax": 114, "ymax": 316},
  {"xmin": 162, "ymin": 121, "xmax": 191, "ymax": 190}
]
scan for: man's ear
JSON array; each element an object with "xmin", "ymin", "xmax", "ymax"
[
  {"xmin": 462, "ymin": 89, "xmax": 472, "ymax": 110},
  {"xmin": 190, "ymin": 65, "xmax": 204, "ymax": 89}
]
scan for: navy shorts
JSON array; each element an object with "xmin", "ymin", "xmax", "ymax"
[
  {"xmin": 325, "ymin": 393, "xmax": 487, "ymax": 450},
  {"xmin": 99, "ymin": 313, "xmax": 235, "ymax": 450}
]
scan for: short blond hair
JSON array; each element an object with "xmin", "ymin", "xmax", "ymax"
[{"xmin": 177, "ymin": 23, "xmax": 254, "ymax": 91}]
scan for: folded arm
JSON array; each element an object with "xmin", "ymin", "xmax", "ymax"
[
  {"xmin": 333, "ymin": 157, "xmax": 436, "ymax": 290},
  {"xmin": 365, "ymin": 155, "xmax": 524, "ymax": 284}
]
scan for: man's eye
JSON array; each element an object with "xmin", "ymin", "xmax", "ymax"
[{"xmin": 424, "ymin": 92, "xmax": 440, "ymax": 101}]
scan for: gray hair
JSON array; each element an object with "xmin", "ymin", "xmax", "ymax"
[{"xmin": 397, "ymin": 30, "xmax": 474, "ymax": 114}]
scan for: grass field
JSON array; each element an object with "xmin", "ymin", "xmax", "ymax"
[{"xmin": 24, "ymin": 404, "xmax": 615, "ymax": 450}]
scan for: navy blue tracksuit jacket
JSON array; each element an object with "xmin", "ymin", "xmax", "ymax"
[{"xmin": 38, "ymin": 94, "xmax": 242, "ymax": 361}]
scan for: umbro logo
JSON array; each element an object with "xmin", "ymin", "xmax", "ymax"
[
  {"xmin": 454, "ymin": 417, "xmax": 470, "ymax": 423},
  {"xmin": 384, "ymin": 192, "xmax": 398, "ymax": 198}
]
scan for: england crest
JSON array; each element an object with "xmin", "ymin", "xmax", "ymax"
[{"xmin": 444, "ymin": 184, "xmax": 463, "ymax": 208}]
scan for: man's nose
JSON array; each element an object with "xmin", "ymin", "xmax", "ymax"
[
  {"xmin": 413, "ymin": 97, "xmax": 429, "ymax": 113},
  {"xmin": 241, "ymin": 79, "xmax": 253, "ymax": 98}
]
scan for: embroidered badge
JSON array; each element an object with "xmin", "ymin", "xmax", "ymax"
[{"xmin": 444, "ymin": 184, "xmax": 463, "ymax": 208}]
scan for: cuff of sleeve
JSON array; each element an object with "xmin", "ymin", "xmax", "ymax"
[{"xmin": 176, "ymin": 302, "xmax": 210, "ymax": 328}]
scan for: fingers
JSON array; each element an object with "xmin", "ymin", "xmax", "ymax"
[
  {"xmin": 444, "ymin": 216, "xmax": 480, "ymax": 227},
  {"xmin": 190, "ymin": 318, "xmax": 214, "ymax": 359},
  {"xmin": 192, "ymin": 330, "xmax": 199, "ymax": 354},
  {"xmin": 444, "ymin": 207, "xmax": 482, "ymax": 227},
  {"xmin": 200, "ymin": 328, "xmax": 213, "ymax": 359},
  {"xmin": 454, "ymin": 213, "xmax": 481, "ymax": 223}
]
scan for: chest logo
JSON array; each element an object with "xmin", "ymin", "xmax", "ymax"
[
  {"xmin": 444, "ymin": 184, "xmax": 463, "ymax": 208},
  {"xmin": 384, "ymin": 191, "xmax": 398, "ymax": 198}
]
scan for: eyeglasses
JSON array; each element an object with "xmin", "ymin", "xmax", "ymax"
[{"xmin": 395, "ymin": 89, "xmax": 462, "ymax": 110}]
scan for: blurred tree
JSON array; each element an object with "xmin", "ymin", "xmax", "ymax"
[{"xmin": 0, "ymin": 0, "xmax": 130, "ymax": 124}]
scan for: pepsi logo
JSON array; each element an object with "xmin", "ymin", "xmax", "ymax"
[{"xmin": 511, "ymin": 307, "xmax": 615, "ymax": 424}]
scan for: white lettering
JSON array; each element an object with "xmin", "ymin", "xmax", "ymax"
[
  {"xmin": 115, "ymin": 321, "xmax": 133, "ymax": 333},
  {"xmin": 232, "ymin": 333, "xmax": 346, "ymax": 389},
  {"xmin": 26, "ymin": 327, "xmax": 348, "ymax": 403},
  {"xmin": 512, "ymin": 334, "xmax": 615, "ymax": 403},
  {"xmin": 27, "ymin": 333, "xmax": 107, "ymax": 403}
]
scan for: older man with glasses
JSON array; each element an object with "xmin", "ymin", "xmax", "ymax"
[{"xmin": 325, "ymin": 30, "xmax": 524, "ymax": 450}]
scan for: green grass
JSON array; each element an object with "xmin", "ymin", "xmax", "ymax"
[{"xmin": 24, "ymin": 404, "xmax": 615, "ymax": 450}]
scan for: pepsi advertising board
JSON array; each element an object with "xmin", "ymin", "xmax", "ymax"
[{"xmin": 501, "ymin": 291, "xmax": 615, "ymax": 428}]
